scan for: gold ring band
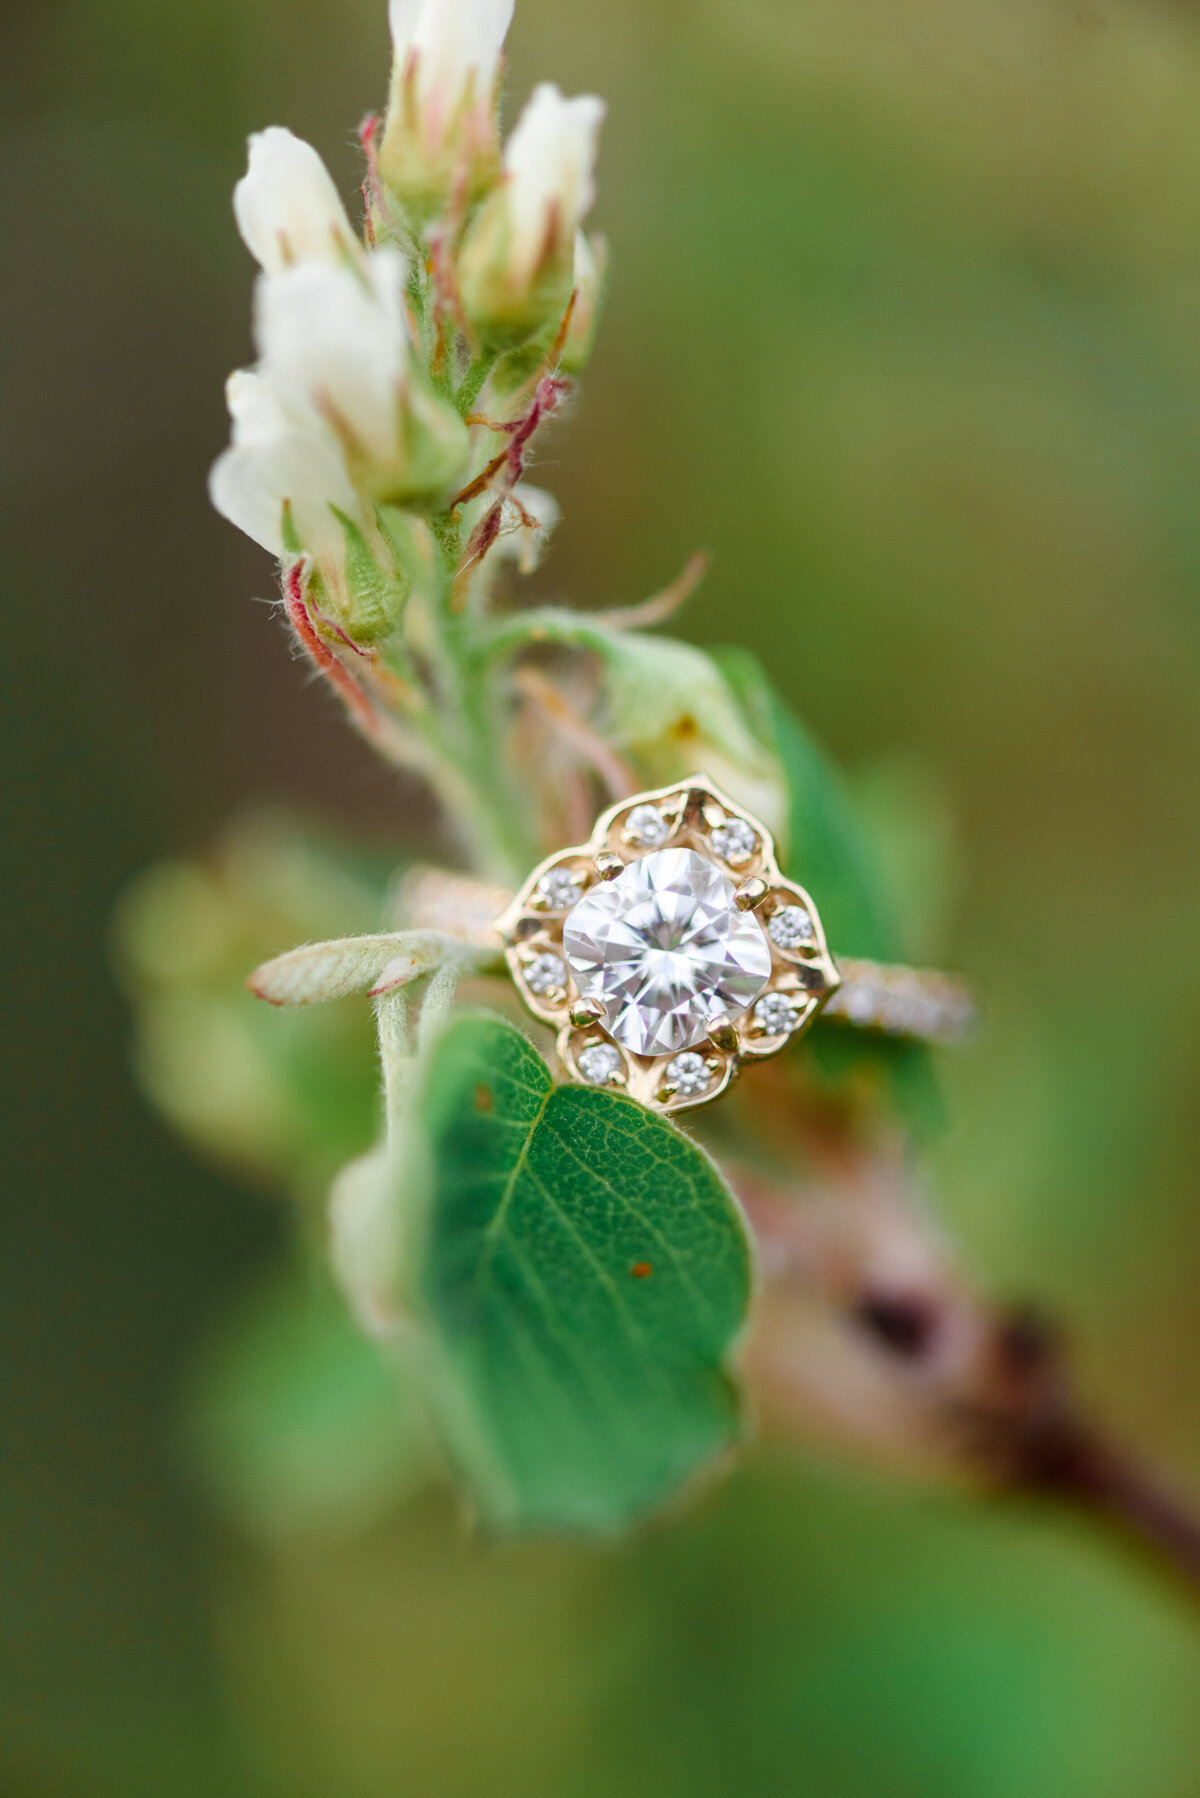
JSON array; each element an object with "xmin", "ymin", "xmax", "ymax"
[{"xmin": 402, "ymin": 867, "xmax": 974, "ymax": 1048}]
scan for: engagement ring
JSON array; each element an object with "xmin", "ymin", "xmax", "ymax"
[{"xmin": 407, "ymin": 778, "xmax": 975, "ymax": 1115}]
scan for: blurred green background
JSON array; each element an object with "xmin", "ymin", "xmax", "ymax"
[{"xmin": 4, "ymin": 0, "xmax": 1200, "ymax": 1791}]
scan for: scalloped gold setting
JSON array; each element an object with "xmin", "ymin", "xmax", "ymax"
[{"xmin": 495, "ymin": 776, "xmax": 842, "ymax": 1115}]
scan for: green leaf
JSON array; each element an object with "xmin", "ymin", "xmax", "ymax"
[
  {"xmin": 808, "ymin": 1025, "xmax": 947, "ymax": 1139},
  {"xmin": 714, "ymin": 646, "xmax": 898, "ymax": 959},
  {"xmin": 112, "ymin": 816, "xmax": 392, "ymax": 1201},
  {"xmin": 184, "ymin": 1264, "xmax": 430, "ymax": 1542},
  {"xmin": 714, "ymin": 650, "xmax": 944, "ymax": 1134},
  {"xmin": 413, "ymin": 1012, "xmax": 752, "ymax": 1533}
]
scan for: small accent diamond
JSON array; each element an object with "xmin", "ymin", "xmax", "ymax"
[
  {"xmin": 577, "ymin": 1043, "xmax": 623, "ymax": 1085},
  {"xmin": 524, "ymin": 952, "xmax": 567, "ymax": 996},
  {"xmin": 666, "ymin": 1052, "xmax": 712, "ymax": 1096},
  {"xmin": 710, "ymin": 818, "xmax": 757, "ymax": 866},
  {"xmin": 624, "ymin": 803, "xmax": 669, "ymax": 847},
  {"xmin": 533, "ymin": 866, "xmax": 584, "ymax": 911},
  {"xmin": 753, "ymin": 992, "xmax": 801, "ymax": 1036},
  {"xmin": 769, "ymin": 904, "xmax": 815, "ymax": 950}
]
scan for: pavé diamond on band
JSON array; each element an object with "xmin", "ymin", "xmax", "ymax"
[{"xmin": 402, "ymin": 777, "xmax": 976, "ymax": 1115}]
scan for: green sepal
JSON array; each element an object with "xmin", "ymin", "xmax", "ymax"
[
  {"xmin": 331, "ymin": 509, "xmax": 408, "ymax": 645},
  {"xmin": 485, "ymin": 316, "xmax": 567, "ymax": 398},
  {"xmin": 459, "ymin": 207, "xmax": 574, "ymax": 357},
  {"xmin": 454, "ymin": 355, "xmax": 497, "ymax": 417},
  {"xmin": 375, "ymin": 502, "xmax": 424, "ymax": 578},
  {"xmin": 411, "ymin": 1011, "xmax": 752, "ymax": 1533},
  {"xmin": 280, "ymin": 500, "xmax": 304, "ymax": 559},
  {"xmin": 359, "ymin": 372, "xmax": 471, "ymax": 512}
]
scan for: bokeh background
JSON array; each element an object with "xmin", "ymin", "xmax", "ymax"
[{"xmin": 4, "ymin": 0, "xmax": 1200, "ymax": 1791}]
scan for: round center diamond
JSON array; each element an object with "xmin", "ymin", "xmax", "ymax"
[{"xmin": 562, "ymin": 848, "xmax": 773, "ymax": 1056}]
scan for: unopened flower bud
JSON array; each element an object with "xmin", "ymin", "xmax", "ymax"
[
  {"xmin": 559, "ymin": 230, "xmax": 607, "ymax": 375},
  {"xmin": 255, "ymin": 248, "xmax": 469, "ymax": 507},
  {"xmin": 600, "ymin": 635, "xmax": 788, "ymax": 837},
  {"xmin": 458, "ymin": 84, "xmax": 605, "ymax": 350},
  {"xmin": 209, "ymin": 374, "xmax": 406, "ymax": 644},
  {"xmin": 234, "ymin": 128, "xmax": 360, "ymax": 273},
  {"xmin": 380, "ymin": 0, "xmax": 515, "ymax": 220},
  {"xmin": 209, "ymin": 370, "xmax": 363, "ymax": 567}
]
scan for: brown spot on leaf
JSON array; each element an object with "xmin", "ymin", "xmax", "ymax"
[
  {"xmin": 474, "ymin": 1084, "xmax": 494, "ymax": 1113},
  {"xmin": 630, "ymin": 1261, "xmax": 654, "ymax": 1280}
]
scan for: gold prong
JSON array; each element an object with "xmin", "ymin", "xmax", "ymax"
[
  {"xmin": 734, "ymin": 877, "xmax": 769, "ymax": 912},
  {"xmin": 569, "ymin": 998, "xmax": 604, "ymax": 1027},
  {"xmin": 594, "ymin": 850, "xmax": 623, "ymax": 880},
  {"xmin": 706, "ymin": 1018, "xmax": 738, "ymax": 1055}
]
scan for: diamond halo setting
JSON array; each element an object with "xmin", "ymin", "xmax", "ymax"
[{"xmin": 495, "ymin": 777, "xmax": 842, "ymax": 1113}]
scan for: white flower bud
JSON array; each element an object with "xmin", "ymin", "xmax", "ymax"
[
  {"xmin": 208, "ymin": 370, "xmax": 363, "ymax": 564},
  {"xmin": 210, "ymin": 368, "xmax": 413, "ymax": 643},
  {"xmin": 256, "ymin": 250, "xmax": 410, "ymax": 472},
  {"xmin": 381, "ymin": 0, "xmax": 515, "ymax": 218},
  {"xmin": 253, "ymin": 248, "xmax": 469, "ymax": 506},
  {"xmin": 560, "ymin": 230, "xmax": 607, "ymax": 375},
  {"xmin": 211, "ymin": 242, "xmax": 468, "ymax": 638},
  {"xmin": 233, "ymin": 128, "xmax": 359, "ymax": 274},
  {"xmin": 503, "ymin": 86, "xmax": 605, "ymax": 286},
  {"xmin": 459, "ymin": 84, "xmax": 605, "ymax": 348},
  {"xmin": 390, "ymin": 0, "xmax": 513, "ymax": 112}
]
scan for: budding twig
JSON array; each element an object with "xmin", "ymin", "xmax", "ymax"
[
  {"xmin": 1012, "ymin": 1414, "xmax": 1200, "ymax": 1597},
  {"xmin": 248, "ymin": 930, "xmax": 471, "ymax": 1006},
  {"xmin": 732, "ymin": 1091, "xmax": 1200, "ymax": 1605}
]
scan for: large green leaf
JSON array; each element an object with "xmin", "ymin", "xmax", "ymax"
[
  {"xmin": 714, "ymin": 646, "xmax": 899, "ymax": 959},
  {"xmin": 715, "ymin": 649, "xmax": 944, "ymax": 1132},
  {"xmin": 414, "ymin": 1012, "xmax": 752, "ymax": 1533}
]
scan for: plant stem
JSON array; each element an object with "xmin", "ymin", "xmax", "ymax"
[
  {"xmin": 1008, "ymin": 1408, "xmax": 1200, "ymax": 1601},
  {"xmin": 408, "ymin": 509, "xmax": 537, "ymax": 884}
]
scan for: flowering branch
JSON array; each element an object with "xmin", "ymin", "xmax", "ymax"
[
  {"xmin": 165, "ymin": 0, "xmax": 1200, "ymax": 1557},
  {"xmin": 209, "ymin": 7, "xmax": 607, "ymax": 889}
]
